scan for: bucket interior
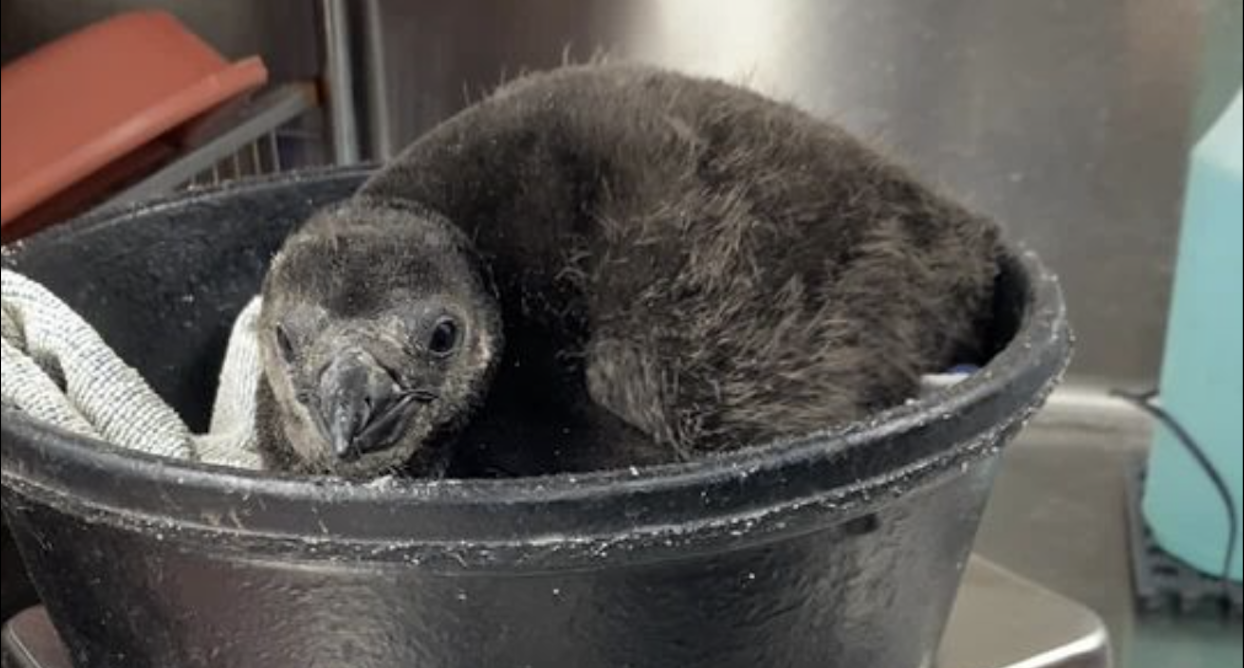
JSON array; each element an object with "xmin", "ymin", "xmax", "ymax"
[{"xmin": 2, "ymin": 167, "xmax": 1034, "ymax": 483}]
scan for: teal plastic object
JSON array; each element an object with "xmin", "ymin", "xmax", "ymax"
[{"xmin": 1143, "ymin": 90, "xmax": 1243, "ymax": 581}]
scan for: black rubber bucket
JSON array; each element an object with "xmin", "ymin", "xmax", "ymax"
[{"xmin": 1, "ymin": 167, "xmax": 1070, "ymax": 668}]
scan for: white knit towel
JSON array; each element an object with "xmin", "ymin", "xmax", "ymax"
[{"xmin": 1, "ymin": 269, "xmax": 263, "ymax": 470}]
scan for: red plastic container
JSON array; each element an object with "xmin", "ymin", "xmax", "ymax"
[{"xmin": 1, "ymin": 10, "xmax": 267, "ymax": 236}]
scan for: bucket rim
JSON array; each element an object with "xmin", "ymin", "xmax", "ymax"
[{"xmin": 1, "ymin": 167, "xmax": 1071, "ymax": 564}]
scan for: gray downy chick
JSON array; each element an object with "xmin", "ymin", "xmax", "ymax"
[{"xmin": 256, "ymin": 63, "xmax": 1000, "ymax": 480}]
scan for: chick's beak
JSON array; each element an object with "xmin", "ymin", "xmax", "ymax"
[{"xmin": 317, "ymin": 349, "xmax": 420, "ymax": 461}]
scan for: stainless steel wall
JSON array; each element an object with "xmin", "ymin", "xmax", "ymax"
[{"xmin": 356, "ymin": 0, "xmax": 1241, "ymax": 386}]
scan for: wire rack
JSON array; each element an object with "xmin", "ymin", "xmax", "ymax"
[{"xmin": 105, "ymin": 82, "xmax": 329, "ymax": 208}]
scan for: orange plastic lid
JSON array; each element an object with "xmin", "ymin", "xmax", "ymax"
[{"xmin": 1, "ymin": 10, "xmax": 268, "ymax": 225}]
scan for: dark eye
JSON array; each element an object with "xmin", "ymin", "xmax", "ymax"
[
  {"xmin": 275, "ymin": 324, "xmax": 296, "ymax": 363},
  {"xmin": 428, "ymin": 317, "xmax": 460, "ymax": 356}
]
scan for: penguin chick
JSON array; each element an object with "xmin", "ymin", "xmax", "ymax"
[{"xmin": 257, "ymin": 63, "xmax": 1000, "ymax": 479}]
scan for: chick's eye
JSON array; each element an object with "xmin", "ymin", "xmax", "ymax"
[
  {"xmin": 275, "ymin": 324, "xmax": 296, "ymax": 363},
  {"xmin": 428, "ymin": 317, "xmax": 460, "ymax": 356}
]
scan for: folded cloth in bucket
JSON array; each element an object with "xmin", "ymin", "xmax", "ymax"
[
  {"xmin": 1, "ymin": 269, "xmax": 262, "ymax": 469},
  {"xmin": 1, "ymin": 269, "xmax": 972, "ymax": 475}
]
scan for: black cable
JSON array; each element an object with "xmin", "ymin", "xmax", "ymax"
[{"xmin": 1113, "ymin": 388, "xmax": 1239, "ymax": 592}]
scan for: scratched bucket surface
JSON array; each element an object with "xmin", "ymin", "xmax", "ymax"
[{"xmin": 1, "ymin": 168, "xmax": 1070, "ymax": 668}]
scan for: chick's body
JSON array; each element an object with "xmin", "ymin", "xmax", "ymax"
[{"xmin": 258, "ymin": 64, "xmax": 999, "ymax": 477}]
